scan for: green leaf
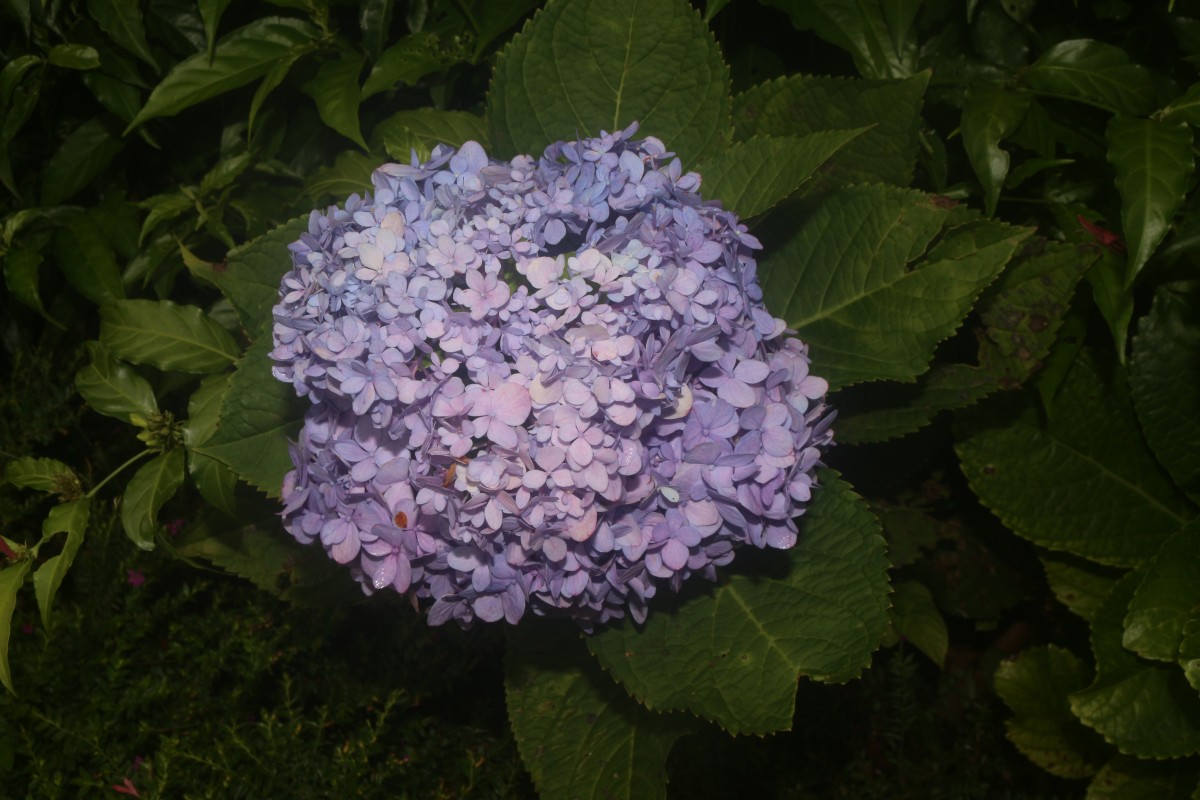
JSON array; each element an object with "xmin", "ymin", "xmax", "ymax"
[
  {"xmin": 305, "ymin": 149, "xmax": 376, "ymax": 203},
  {"xmin": 1086, "ymin": 757, "xmax": 1200, "ymax": 800},
  {"xmin": 0, "ymin": 560, "xmax": 32, "ymax": 694},
  {"xmin": 488, "ymin": 0, "xmax": 731, "ymax": 164},
  {"xmin": 195, "ymin": 335, "xmax": 304, "ymax": 498},
  {"xmin": 1131, "ymin": 282, "xmax": 1200, "ymax": 501},
  {"xmin": 197, "ymin": 0, "xmax": 233, "ymax": 61},
  {"xmin": 125, "ymin": 17, "xmax": 321, "ymax": 131},
  {"xmin": 5, "ymin": 457, "xmax": 76, "ymax": 493},
  {"xmin": 759, "ymin": 0, "xmax": 921, "ymax": 79},
  {"xmin": 121, "ymin": 448, "xmax": 185, "ymax": 550},
  {"xmin": 100, "ymin": 299, "xmax": 240, "ymax": 374},
  {"xmin": 697, "ymin": 130, "xmax": 866, "ymax": 218},
  {"xmin": 1106, "ymin": 116, "xmax": 1193, "ymax": 284},
  {"xmin": 40, "ymin": 117, "xmax": 123, "ymax": 206},
  {"xmin": 87, "ymin": 0, "xmax": 156, "ymax": 68},
  {"xmin": 506, "ymin": 622, "xmax": 699, "ymax": 800},
  {"xmin": 1071, "ymin": 572, "xmax": 1200, "ymax": 758},
  {"xmin": 587, "ymin": 472, "xmax": 890, "ymax": 735},
  {"xmin": 994, "ymin": 645, "xmax": 1108, "ymax": 778},
  {"xmin": 359, "ymin": 0, "xmax": 394, "ymax": 62},
  {"xmin": 1162, "ymin": 80, "xmax": 1200, "ymax": 126},
  {"xmin": 375, "ymin": 109, "xmax": 490, "ymax": 162},
  {"xmin": 183, "ymin": 374, "xmax": 239, "ymax": 516},
  {"xmin": 1084, "ymin": 248, "xmax": 1134, "ymax": 358},
  {"xmin": 1124, "ymin": 521, "xmax": 1200, "ymax": 663},
  {"xmin": 53, "ymin": 213, "xmax": 126, "ymax": 305},
  {"xmin": 758, "ymin": 186, "xmax": 1029, "ymax": 390},
  {"xmin": 1181, "ymin": 620, "xmax": 1200, "ymax": 694},
  {"xmin": 247, "ymin": 45, "xmax": 313, "ymax": 140},
  {"xmin": 32, "ymin": 500, "xmax": 90, "ymax": 629},
  {"xmin": 137, "ymin": 191, "xmax": 193, "ymax": 245},
  {"xmin": 961, "ymin": 86, "xmax": 1031, "ymax": 216},
  {"xmin": 1024, "ymin": 39, "xmax": 1158, "ymax": 116},
  {"xmin": 305, "ymin": 54, "xmax": 367, "ymax": 150},
  {"xmin": 890, "ymin": 580, "xmax": 948, "ymax": 666},
  {"xmin": 75, "ymin": 340, "xmax": 158, "ymax": 423},
  {"xmin": 190, "ymin": 214, "xmax": 307, "ymax": 337},
  {"xmin": 957, "ymin": 352, "xmax": 1192, "ymax": 567},
  {"xmin": 360, "ymin": 32, "xmax": 469, "ymax": 100},
  {"xmin": 1041, "ymin": 552, "xmax": 1123, "ymax": 622},
  {"xmin": 2, "ymin": 244, "xmax": 50, "ymax": 318},
  {"xmin": 47, "ymin": 44, "xmax": 101, "ymax": 71}
]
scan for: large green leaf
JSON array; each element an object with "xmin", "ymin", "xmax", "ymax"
[
  {"xmin": 1071, "ymin": 573, "xmax": 1200, "ymax": 758},
  {"xmin": 358, "ymin": 0, "xmax": 393, "ymax": 63},
  {"xmin": 375, "ymin": 109, "xmax": 490, "ymax": 162},
  {"xmin": 5, "ymin": 457, "xmax": 76, "ymax": 494},
  {"xmin": 488, "ymin": 0, "xmax": 730, "ymax": 164},
  {"xmin": 958, "ymin": 352, "xmax": 1192, "ymax": 567},
  {"xmin": 40, "ymin": 117, "xmax": 122, "ymax": 206},
  {"xmin": 1024, "ymin": 39, "xmax": 1158, "ymax": 116},
  {"xmin": 506, "ymin": 622, "xmax": 699, "ymax": 800},
  {"xmin": 183, "ymin": 373, "xmax": 239, "ymax": 516},
  {"xmin": 360, "ymin": 32, "xmax": 470, "ymax": 100},
  {"xmin": 759, "ymin": 185, "xmax": 1028, "ymax": 390},
  {"xmin": 86, "ymin": 0, "xmax": 156, "ymax": 68},
  {"xmin": 32, "ymin": 500, "xmax": 90, "ymax": 629},
  {"xmin": 121, "ymin": 448, "xmax": 185, "ymax": 550},
  {"xmin": 194, "ymin": 335, "xmax": 304, "ymax": 498},
  {"xmin": 1162, "ymin": 80, "xmax": 1200, "ymax": 127},
  {"xmin": 1124, "ymin": 521, "xmax": 1200, "ymax": 663},
  {"xmin": 1130, "ymin": 282, "xmax": 1200, "ymax": 501},
  {"xmin": 1041, "ymin": 552, "xmax": 1123, "ymax": 623},
  {"xmin": 305, "ymin": 150, "xmax": 376, "ymax": 203},
  {"xmin": 760, "ymin": 0, "xmax": 921, "ymax": 79},
  {"xmin": 889, "ymin": 580, "xmax": 948, "ymax": 666},
  {"xmin": 100, "ymin": 299, "xmax": 240, "ymax": 374},
  {"xmin": 587, "ymin": 472, "xmax": 889, "ymax": 735},
  {"xmin": 733, "ymin": 72, "xmax": 928, "ymax": 187},
  {"xmin": 1106, "ymin": 116, "xmax": 1193, "ymax": 285},
  {"xmin": 125, "ymin": 17, "xmax": 321, "ymax": 131},
  {"xmin": 53, "ymin": 214, "xmax": 125, "ymax": 305},
  {"xmin": 994, "ymin": 645, "xmax": 1108, "ymax": 779},
  {"xmin": 3, "ymin": 244, "xmax": 50, "ymax": 319},
  {"xmin": 697, "ymin": 130, "xmax": 865, "ymax": 219},
  {"xmin": 48, "ymin": 44, "xmax": 101, "ymax": 71},
  {"xmin": 305, "ymin": 53, "xmax": 366, "ymax": 150},
  {"xmin": 197, "ymin": 0, "xmax": 233, "ymax": 61},
  {"xmin": 247, "ymin": 43, "xmax": 315, "ymax": 139},
  {"xmin": 0, "ymin": 560, "xmax": 32, "ymax": 694},
  {"xmin": 961, "ymin": 86, "xmax": 1031, "ymax": 216},
  {"xmin": 75, "ymin": 340, "xmax": 158, "ymax": 423},
  {"xmin": 1086, "ymin": 757, "xmax": 1200, "ymax": 800}
]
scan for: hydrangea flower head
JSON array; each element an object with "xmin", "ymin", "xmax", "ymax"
[{"xmin": 271, "ymin": 123, "xmax": 834, "ymax": 628}]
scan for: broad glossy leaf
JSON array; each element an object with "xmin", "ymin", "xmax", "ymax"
[
  {"xmin": 121, "ymin": 448, "xmax": 185, "ymax": 550},
  {"xmin": 468, "ymin": 0, "xmax": 542, "ymax": 57},
  {"xmin": 1106, "ymin": 116, "xmax": 1193, "ymax": 284},
  {"xmin": 359, "ymin": 0, "xmax": 394, "ymax": 62},
  {"xmin": 1163, "ymin": 80, "xmax": 1200, "ymax": 126},
  {"xmin": 760, "ymin": 0, "xmax": 920, "ymax": 79},
  {"xmin": 1025, "ymin": 40, "xmax": 1158, "ymax": 115},
  {"xmin": 587, "ymin": 472, "xmax": 890, "ymax": 734},
  {"xmin": 1124, "ymin": 521, "xmax": 1200, "ymax": 662},
  {"xmin": 890, "ymin": 580, "xmax": 948, "ymax": 666},
  {"xmin": 1084, "ymin": 248, "xmax": 1134, "ymax": 358},
  {"xmin": 360, "ymin": 32, "xmax": 469, "ymax": 100},
  {"xmin": 1086, "ymin": 757, "xmax": 1200, "ymax": 800},
  {"xmin": 834, "ymin": 364, "xmax": 999, "ymax": 444},
  {"xmin": 958, "ymin": 352, "xmax": 1192, "ymax": 567},
  {"xmin": 100, "ymin": 299, "xmax": 240, "ymax": 373},
  {"xmin": 183, "ymin": 373, "xmax": 239, "ymax": 516},
  {"xmin": 1130, "ymin": 281, "xmax": 1200, "ymax": 501},
  {"xmin": 758, "ymin": 185, "xmax": 1028, "ymax": 390},
  {"xmin": 305, "ymin": 54, "xmax": 367, "ymax": 149},
  {"xmin": 75, "ymin": 340, "xmax": 158, "ymax": 423},
  {"xmin": 961, "ymin": 86, "xmax": 1031, "ymax": 216},
  {"xmin": 137, "ymin": 191, "xmax": 193, "ymax": 245},
  {"xmin": 375, "ymin": 109, "xmax": 490, "ymax": 162},
  {"xmin": 40, "ymin": 117, "xmax": 122, "ymax": 206},
  {"xmin": 305, "ymin": 150, "xmax": 376, "ymax": 202},
  {"xmin": 0, "ymin": 560, "xmax": 32, "ymax": 694},
  {"xmin": 87, "ymin": 0, "xmax": 156, "ymax": 68},
  {"xmin": 247, "ymin": 43, "xmax": 314, "ymax": 139},
  {"xmin": 5, "ymin": 457, "xmax": 76, "ymax": 493},
  {"xmin": 48, "ymin": 44, "xmax": 101, "ymax": 70},
  {"xmin": 54, "ymin": 213, "xmax": 125, "ymax": 305},
  {"xmin": 125, "ymin": 17, "xmax": 320, "ymax": 131},
  {"xmin": 189, "ymin": 214, "xmax": 307, "ymax": 337},
  {"xmin": 1041, "ymin": 552, "xmax": 1123, "ymax": 622},
  {"xmin": 488, "ymin": 0, "xmax": 730, "ymax": 163},
  {"xmin": 1071, "ymin": 573, "xmax": 1200, "ymax": 758},
  {"xmin": 697, "ymin": 130, "xmax": 866, "ymax": 218},
  {"xmin": 507, "ymin": 622, "xmax": 699, "ymax": 800},
  {"xmin": 197, "ymin": 0, "xmax": 233, "ymax": 60},
  {"xmin": 2, "ymin": 244, "xmax": 49, "ymax": 318},
  {"xmin": 994, "ymin": 645, "xmax": 1107, "ymax": 778},
  {"xmin": 195, "ymin": 335, "xmax": 304, "ymax": 498},
  {"xmin": 32, "ymin": 500, "xmax": 90, "ymax": 629}
]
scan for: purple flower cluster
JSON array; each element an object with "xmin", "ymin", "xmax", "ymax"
[{"xmin": 271, "ymin": 123, "xmax": 833, "ymax": 628}]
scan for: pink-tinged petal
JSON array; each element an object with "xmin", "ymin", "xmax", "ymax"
[
  {"xmin": 799, "ymin": 375, "xmax": 829, "ymax": 399},
  {"xmin": 493, "ymin": 381, "xmax": 532, "ymax": 425},
  {"xmin": 358, "ymin": 242, "xmax": 383, "ymax": 271},
  {"xmin": 484, "ymin": 498, "xmax": 504, "ymax": 530},
  {"xmin": 691, "ymin": 240, "xmax": 724, "ymax": 263},
  {"xmin": 372, "ymin": 554, "xmax": 398, "ymax": 590},
  {"xmin": 474, "ymin": 594, "xmax": 505, "ymax": 622},
  {"xmin": 522, "ymin": 256, "xmax": 559, "ymax": 289},
  {"xmin": 734, "ymin": 359, "xmax": 770, "ymax": 384},
  {"xmin": 683, "ymin": 499, "xmax": 722, "ymax": 531},
  {"xmin": 330, "ymin": 528, "xmax": 361, "ymax": 563},
  {"xmin": 606, "ymin": 402, "xmax": 638, "ymax": 426},
  {"xmin": 487, "ymin": 419, "xmax": 518, "ymax": 449},
  {"xmin": 394, "ymin": 556, "xmax": 412, "ymax": 592},
  {"xmin": 472, "ymin": 564, "xmax": 491, "ymax": 592},
  {"xmin": 528, "ymin": 374, "xmax": 562, "ymax": 405},
  {"xmin": 562, "ymin": 379, "xmax": 590, "ymax": 406},
  {"xmin": 717, "ymin": 378, "xmax": 756, "ymax": 409},
  {"xmin": 448, "ymin": 546, "xmax": 483, "ymax": 572},
  {"xmin": 610, "ymin": 378, "xmax": 636, "ymax": 403},
  {"xmin": 567, "ymin": 437, "xmax": 594, "ymax": 468},
  {"xmin": 522, "ymin": 469, "xmax": 548, "ymax": 489},
  {"xmin": 562, "ymin": 570, "xmax": 589, "ymax": 598},
  {"xmin": 662, "ymin": 539, "xmax": 690, "ymax": 571},
  {"xmin": 565, "ymin": 507, "xmax": 599, "ymax": 543},
  {"xmin": 543, "ymin": 536, "xmax": 567, "ymax": 561},
  {"xmin": 350, "ymin": 459, "xmax": 378, "ymax": 483},
  {"xmin": 535, "ymin": 445, "xmax": 566, "ymax": 471},
  {"xmin": 765, "ymin": 525, "xmax": 797, "ymax": 549}
]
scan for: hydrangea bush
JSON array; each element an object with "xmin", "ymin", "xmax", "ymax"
[{"xmin": 270, "ymin": 124, "xmax": 834, "ymax": 627}]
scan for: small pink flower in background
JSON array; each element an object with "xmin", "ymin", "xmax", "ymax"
[
  {"xmin": 126, "ymin": 569, "xmax": 145, "ymax": 588},
  {"xmin": 111, "ymin": 777, "xmax": 140, "ymax": 797},
  {"xmin": 163, "ymin": 518, "xmax": 185, "ymax": 537},
  {"xmin": 132, "ymin": 755, "xmax": 145, "ymax": 771},
  {"xmin": 20, "ymin": 623, "xmax": 34, "ymax": 635}
]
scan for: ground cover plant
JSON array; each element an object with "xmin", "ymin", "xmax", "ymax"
[{"xmin": 1, "ymin": 0, "xmax": 1198, "ymax": 797}]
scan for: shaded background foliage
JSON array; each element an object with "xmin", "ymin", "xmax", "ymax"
[{"xmin": 1, "ymin": 0, "xmax": 1199, "ymax": 797}]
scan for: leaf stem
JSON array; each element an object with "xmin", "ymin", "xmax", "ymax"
[{"xmin": 86, "ymin": 450, "xmax": 154, "ymax": 498}]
